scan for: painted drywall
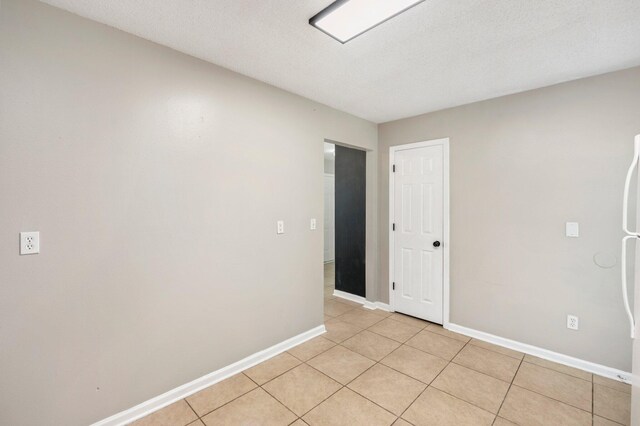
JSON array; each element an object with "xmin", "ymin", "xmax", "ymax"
[
  {"xmin": 379, "ymin": 66, "xmax": 640, "ymax": 371},
  {"xmin": 0, "ymin": 0, "xmax": 377, "ymax": 424}
]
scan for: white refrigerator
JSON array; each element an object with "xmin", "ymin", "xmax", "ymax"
[{"xmin": 624, "ymin": 134, "xmax": 640, "ymax": 424}]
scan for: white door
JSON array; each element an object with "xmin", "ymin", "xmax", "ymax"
[
  {"xmin": 392, "ymin": 143, "xmax": 444, "ymax": 323},
  {"xmin": 324, "ymin": 174, "xmax": 335, "ymax": 262}
]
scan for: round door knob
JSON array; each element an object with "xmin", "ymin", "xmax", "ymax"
[{"xmin": 433, "ymin": 241, "xmax": 441, "ymax": 247}]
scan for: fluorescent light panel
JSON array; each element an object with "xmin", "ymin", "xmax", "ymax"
[{"xmin": 309, "ymin": 0, "xmax": 424, "ymax": 43}]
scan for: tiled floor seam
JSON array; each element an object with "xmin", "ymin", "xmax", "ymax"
[
  {"xmin": 425, "ymin": 340, "xmax": 512, "ymax": 417},
  {"xmin": 286, "ymin": 344, "xmax": 335, "ymax": 363},
  {"xmin": 303, "ymin": 336, "xmax": 427, "ymax": 423},
  {"xmin": 298, "ymin": 358, "xmax": 403, "ymax": 423},
  {"xmin": 394, "ymin": 338, "xmax": 476, "ymax": 424},
  {"xmin": 595, "ymin": 412, "xmax": 628, "ymax": 425},
  {"xmin": 592, "ymin": 374, "xmax": 594, "ymax": 422},
  {"xmin": 367, "ymin": 343, "xmax": 436, "ymax": 386},
  {"xmin": 182, "ymin": 398, "xmax": 199, "ymax": 422},
  {"xmin": 330, "ymin": 308, "xmax": 606, "ymax": 422},
  {"xmin": 402, "ymin": 333, "xmax": 469, "ymax": 363},
  {"xmin": 492, "ymin": 354, "xmax": 523, "ymax": 424},
  {"xmin": 256, "ymin": 381, "xmax": 304, "ymax": 421},
  {"xmin": 365, "ymin": 325, "xmax": 422, "ymax": 343},
  {"xmin": 423, "ymin": 338, "xmax": 503, "ymax": 419},
  {"xmin": 191, "ymin": 372, "xmax": 259, "ymax": 419},
  {"xmin": 446, "ymin": 352, "xmax": 597, "ymax": 414},
  {"xmin": 512, "ymin": 362, "xmax": 594, "ymax": 413},
  {"xmin": 520, "ymin": 360, "xmax": 592, "ymax": 383},
  {"xmin": 327, "ymin": 353, "xmax": 402, "ymax": 419},
  {"xmin": 259, "ymin": 356, "xmax": 343, "ymax": 412},
  {"xmin": 509, "ymin": 383, "xmax": 594, "ymax": 416}
]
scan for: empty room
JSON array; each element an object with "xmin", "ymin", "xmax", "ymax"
[{"xmin": 2, "ymin": 1, "xmax": 640, "ymax": 425}]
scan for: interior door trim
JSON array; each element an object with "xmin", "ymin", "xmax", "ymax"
[{"xmin": 389, "ymin": 138, "xmax": 450, "ymax": 326}]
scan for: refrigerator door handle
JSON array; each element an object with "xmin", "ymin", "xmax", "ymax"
[
  {"xmin": 622, "ymin": 135, "xmax": 640, "ymax": 236},
  {"xmin": 621, "ymin": 235, "xmax": 637, "ymax": 339}
]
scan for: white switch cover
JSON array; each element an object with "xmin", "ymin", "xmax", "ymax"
[
  {"xmin": 566, "ymin": 222, "xmax": 579, "ymax": 237},
  {"xmin": 277, "ymin": 220, "xmax": 285, "ymax": 234},
  {"xmin": 20, "ymin": 232, "xmax": 40, "ymax": 255},
  {"xmin": 310, "ymin": 218, "xmax": 317, "ymax": 230}
]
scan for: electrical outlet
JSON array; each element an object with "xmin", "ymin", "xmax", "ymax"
[
  {"xmin": 20, "ymin": 232, "xmax": 40, "ymax": 255},
  {"xmin": 277, "ymin": 220, "xmax": 285, "ymax": 234},
  {"xmin": 310, "ymin": 218, "xmax": 317, "ymax": 230},
  {"xmin": 567, "ymin": 314, "xmax": 579, "ymax": 330}
]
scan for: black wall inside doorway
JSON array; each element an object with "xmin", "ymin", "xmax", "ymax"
[{"xmin": 334, "ymin": 145, "xmax": 366, "ymax": 298}]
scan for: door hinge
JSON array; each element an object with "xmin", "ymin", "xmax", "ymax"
[
  {"xmin": 392, "ymin": 223, "xmax": 395, "ymax": 231},
  {"xmin": 393, "ymin": 164, "xmax": 396, "ymax": 173},
  {"xmin": 392, "ymin": 282, "xmax": 395, "ymax": 290}
]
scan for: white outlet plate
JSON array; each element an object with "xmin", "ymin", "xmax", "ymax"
[
  {"xmin": 310, "ymin": 218, "xmax": 317, "ymax": 230},
  {"xmin": 567, "ymin": 314, "xmax": 579, "ymax": 330},
  {"xmin": 20, "ymin": 232, "xmax": 40, "ymax": 255},
  {"xmin": 277, "ymin": 220, "xmax": 285, "ymax": 234}
]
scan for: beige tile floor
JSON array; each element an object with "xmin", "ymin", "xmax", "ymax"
[{"xmin": 132, "ymin": 263, "xmax": 632, "ymax": 425}]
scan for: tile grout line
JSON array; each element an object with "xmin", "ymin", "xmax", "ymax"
[
  {"xmin": 303, "ymin": 315, "xmax": 429, "ymax": 423},
  {"xmin": 182, "ymin": 398, "xmax": 199, "ymax": 422},
  {"xmin": 328, "ymin": 346, "xmax": 402, "ymax": 420},
  {"xmin": 592, "ymin": 374, "xmax": 594, "ymax": 424},
  {"xmin": 501, "ymin": 354, "xmax": 602, "ymax": 419},
  {"xmin": 426, "ymin": 341, "xmax": 515, "ymax": 418},
  {"xmin": 342, "ymin": 309, "xmax": 489, "ymax": 424},
  {"xmin": 395, "ymin": 335, "xmax": 474, "ymax": 423},
  {"xmin": 293, "ymin": 321, "xmax": 402, "ymax": 420},
  {"xmin": 508, "ymin": 383, "xmax": 596, "ymax": 419},
  {"xmin": 192, "ymin": 372, "xmax": 265, "ymax": 420},
  {"xmin": 256, "ymin": 379, "xmax": 302, "ymax": 422},
  {"xmin": 500, "ymin": 362, "xmax": 597, "ymax": 416},
  {"xmin": 492, "ymin": 353, "xmax": 524, "ymax": 425}
]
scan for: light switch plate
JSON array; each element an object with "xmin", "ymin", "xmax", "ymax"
[
  {"xmin": 310, "ymin": 218, "xmax": 317, "ymax": 230},
  {"xmin": 20, "ymin": 232, "xmax": 40, "ymax": 255},
  {"xmin": 566, "ymin": 222, "xmax": 579, "ymax": 237},
  {"xmin": 277, "ymin": 220, "xmax": 285, "ymax": 234}
]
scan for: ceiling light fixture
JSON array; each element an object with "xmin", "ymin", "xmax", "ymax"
[{"xmin": 309, "ymin": 0, "xmax": 425, "ymax": 44}]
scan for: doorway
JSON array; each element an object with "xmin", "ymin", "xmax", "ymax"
[
  {"xmin": 323, "ymin": 143, "xmax": 335, "ymax": 300},
  {"xmin": 389, "ymin": 138, "xmax": 449, "ymax": 324},
  {"xmin": 323, "ymin": 142, "xmax": 367, "ymax": 302}
]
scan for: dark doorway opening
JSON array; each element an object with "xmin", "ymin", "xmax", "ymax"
[{"xmin": 334, "ymin": 145, "xmax": 366, "ymax": 298}]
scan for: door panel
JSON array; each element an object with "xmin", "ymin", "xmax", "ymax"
[{"xmin": 393, "ymin": 144, "xmax": 444, "ymax": 323}]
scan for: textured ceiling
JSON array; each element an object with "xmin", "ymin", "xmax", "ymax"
[{"xmin": 39, "ymin": 0, "xmax": 640, "ymax": 123}]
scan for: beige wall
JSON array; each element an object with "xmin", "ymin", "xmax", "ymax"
[
  {"xmin": 379, "ymin": 66, "xmax": 640, "ymax": 371},
  {"xmin": 0, "ymin": 1, "xmax": 377, "ymax": 424}
]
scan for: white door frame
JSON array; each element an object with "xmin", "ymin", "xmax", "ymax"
[
  {"xmin": 389, "ymin": 138, "xmax": 450, "ymax": 327},
  {"xmin": 323, "ymin": 172, "xmax": 335, "ymax": 263}
]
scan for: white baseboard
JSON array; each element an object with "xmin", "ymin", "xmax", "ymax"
[
  {"xmin": 364, "ymin": 301, "xmax": 392, "ymax": 312},
  {"xmin": 333, "ymin": 289, "xmax": 367, "ymax": 305},
  {"xmin": 92, "ymin": 325, "xmax": 326, "ymax": 426},
  {"xmin": 446, "ymin": 323, "xmax": 631, "ymax": 383},
  {"xmin": 333, "ymin": 290, "xmax": 392, "ymax": 313}
]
